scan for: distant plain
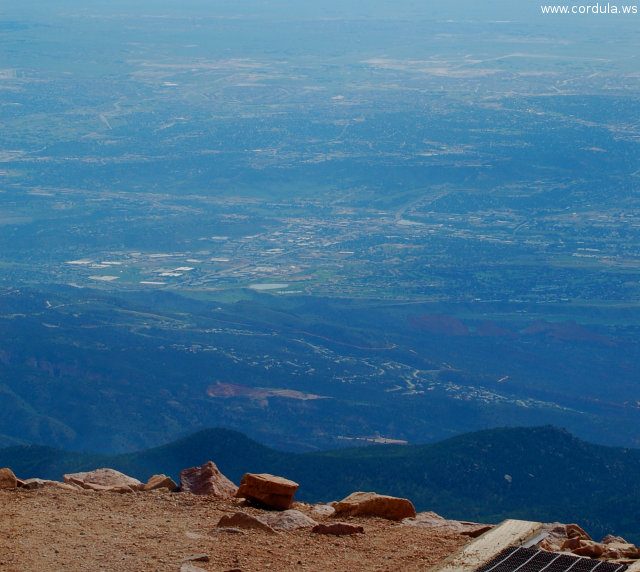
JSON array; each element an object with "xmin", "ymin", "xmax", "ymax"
[{"xmin": 0, "ymin": 1, "xmax": 639, "ymax": 453}]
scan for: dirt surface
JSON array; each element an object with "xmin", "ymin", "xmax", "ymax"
[{"xmin": 1, "ymin": 487, "xmax": 470, "ymax": 572}]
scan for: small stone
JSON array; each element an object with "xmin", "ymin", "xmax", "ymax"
[
  {"xmin": 562, "ymin": 539, "xmax": 604, "ymax": 558},
  {"xmin": 184, "ymin": 532, "xmax": 209, "ymax": 540},
  {"xmin": 20, "ymin": 478, "xmax": 47, "ymax": 490},
  {"xmin": 235, "ymin": 473, "xmax": 299, "ymax": 510},
  {"xmin": 601, "ymin": 542, "xmax": 640, "ymax": 560},
  {"xmin": 217, "ymin": 512, "xmax": 277, "ymax": 534},
  {"xmin": 214, "ymin": 527, "xmax": 245, "ymax": 535},
  {"xmin": 142, "ymin": 474, "xmax": 179, "ymax": 492},
  {"xmin": 602, "ymin": 534, "xmax": 628, "ymax": 544},
  {"xmin": 312, "ymin": 522, "xmax": 365, "ymax": 536},
  {"xmin": 311, "ymin": 504, "xmax": 336, "ymax": 518},
  {"xmin": 0, "ymin": 468, "xmax": 18, "ymax": 490},
  {"xmin": 180, "ymin": 564, "xmax": 206, "ymax": 572},
  {"xmin": 49, "ymin": 481, "xmax": 82, "ymax": 492},
  {"xmin": 402, "ymin": 511, "xmax": 491, "ymax": 537},
  {"xmin": 565, "ymin": 524, "xmax": 592, "ymax": 541},
  {"xmin": 179, "ymin": 554, "xmax": 210, "ymax": 563},
  {"xmin": 461, "ymin": 525, "xmax": 494, "ymax": 538},
  {"xmin": 260, "ymin": 509, "xmax": 317, "ymax": 531}
]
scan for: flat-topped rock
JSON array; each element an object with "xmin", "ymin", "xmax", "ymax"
[
  {"xmin": 63, "ymin": 468, "xmax": 143, "ymax": 492},
  {"xmin": 179, "ymin": 461, "xmax": 237, "ymax": 497},
  {"xmin": 334, "ymin": 491, "xmax": 416, "ymax": 521},
  {"xmin": 236, "ymin": 473, "xmax": 299, "ymax": 510}
]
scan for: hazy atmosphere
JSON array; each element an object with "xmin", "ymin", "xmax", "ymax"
[{"xmin": 1, "ymin": 0, "xmax": 639, "ymax": 453}]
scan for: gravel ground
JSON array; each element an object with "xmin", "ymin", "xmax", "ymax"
[{"xmin": 1, "ymin": 487, "xmax": 469, "ymax": 572}]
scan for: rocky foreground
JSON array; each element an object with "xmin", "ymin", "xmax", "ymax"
[{"xmin": 1, "ymin": 464, "xmax": 639, "ymax": 571}]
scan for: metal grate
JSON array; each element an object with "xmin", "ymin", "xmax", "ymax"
[{"xmin": 474, "ymin": 546, "xmax": 628, "ymax": 572}]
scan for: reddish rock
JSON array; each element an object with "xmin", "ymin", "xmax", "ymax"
[
  {"xmin": 180, "ymin": 565, "xmax": 206, "ymax": 572},
  {"xmin": 402, "ymin": 511, "xmax": 492, "ymax": 537},
  {"xmin": 312, "ymin": 523, "xmax": 365, "ymax": 536},
  {"xmin": 566, "ymin": 523, "xmax": 592, "ymax": 540},
  {"xmin": 216, "ymin": 511, "xmax": 276, "ymax": 534},
  {"xmin": 461, "ymin": 525, "xmax": 494, "ymax": 538},
  {"xmin": 601, "ymin": 542, "xmax": 640, "ymax": 560},
  {"xmin": 179, "ymin": 554, "xmax": 210, "ymax": 563},
  {"xmin": 0, "ymin": 467, "xmax": 18, "ymax": 490},
  {"xmin": 602, "ymin": 534, "xmax": 628, "ymax": 544},
  {"xmin": 142, "ymin": 474, "xmax": 179, "ymax": 492},
  {"xmin": 235, "ymin": 473, "xmax": 299, "ymax": 510},
  {"xmin": 311, "ymin": 504, "xmax": 336, "ymax": 518},
  {"xmin": 334, "ymin": 491, "xmax": 416, "ymax": 521},
  {"xmin": 573, "ymin": 540, "xmax": 605, "ymax": 558},
  {"xmin": 49, "ymin": 481, "xmax": 83, "ymax": 492},
  {"xmin": 260, "ymin": 509, "xmax": 317, "ymax": 531},
  {"xmin": 180, "ymin": 461, "xmax": 237, "ymax": 498},
  {"xmin": 561, "ymin": 538, "xmax": 582, "ymax": 551},
  {"xmin": 63, "ymin": 468, "xmax": 143, "ymax": 491}
]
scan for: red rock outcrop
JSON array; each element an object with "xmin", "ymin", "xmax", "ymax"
[
  {"xmin": 179, "ymin": 461, "xmax": 237, "ymax": 497},
  {"xmin": 235, "ymin": 473, "xmax": 299, "ymax": 510},
  {"xmin": 334, "ymin": 491, "xmax": 416, "ymax": 521}
]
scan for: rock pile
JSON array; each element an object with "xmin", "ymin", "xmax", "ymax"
[{"xmin": 539, "ymin": 523, "xmax": 640, "ymax": 560}]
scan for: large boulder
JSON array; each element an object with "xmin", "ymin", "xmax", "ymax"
[
  {"xmin": 63, "ymin": 468, "xmax": 143, "ymax": 492},
  {"xmin": 0, "ymin": 468, "xmax": 18, "ymax": 490},
  {"xmin": 179, "ymin": 461, "xmax": 237, "ymax": 497},
  {"xmin": 333, "ymin": 491, "xmax": 416, "ymax": 521},
  {"xmin": 235, "ymin": 473, "xmax": 299, "ymax": 510}
]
